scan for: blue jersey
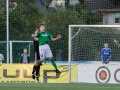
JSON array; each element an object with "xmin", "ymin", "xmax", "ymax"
[{"xmin": 101, "ymin": 48, "xmax": 112, "ymax": 62}]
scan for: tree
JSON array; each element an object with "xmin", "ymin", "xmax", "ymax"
[
  {"xmin": 42, "ymin": 5, "xmax": 88, "ymax": 60},
  {"xmin": 110, "ymin": 0, "xmax": 120, "ymax": 7},
  {"xmin": 0, "ymin": 0, "xmax": 43, "ymax": 41},
  {"xmin": 0, "ymin": 1, "xmax": 6, "ymax": 41},
  {"xmin": 9, "ymin": 0, "xmax": 42, "ymax": 40}
]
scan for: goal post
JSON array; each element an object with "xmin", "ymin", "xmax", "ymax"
[
  {"xmin": 68, "ymin": 25, "xmax": 120, "ymax": 83},
  {"xmin": 9, "ymin": 41, "xmax": 33, "ymax": 63}
]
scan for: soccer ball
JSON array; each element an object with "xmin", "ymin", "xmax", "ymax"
[{"xmin": 57, "ymin": 0, "xmax": 65, "ymax": 6}]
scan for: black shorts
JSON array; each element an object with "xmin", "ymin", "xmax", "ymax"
[{"xmin": 34, "ymin": 48, "xmax": 40, "ymax": 60}]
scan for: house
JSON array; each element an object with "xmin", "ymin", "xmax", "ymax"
[
  {"xmin": 95, "ymin": 8, "xmax": 120, "ymax": 25},
  {"xmin": 84, "ymin": 0, "xmax": 120, "ymax": 25},
  {"xmin": 5, "ymin": 0, "xmax": 120, "ymax": 25},
  {"xmin": 69, "ymin": 0, "xmax": 80, "ymax": 5}
]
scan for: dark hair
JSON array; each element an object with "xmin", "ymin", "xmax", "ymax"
[
  {"xmin": 34, "ymin": 27, "xmax": 39, "ymax": 32},
  {"xmin": 39, "ymin": 24, "xmax": 44, "ymax": 28}
]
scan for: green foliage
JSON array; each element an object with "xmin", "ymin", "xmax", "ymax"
[
  {"xmin": 0, "ymin": 1, "xmax": 104, "ymax": 62},
  {"xmin": 110, "ymin": 0, "xmax": 120, "ymax": 7},
  {"xmin": 66, "ymin": 3, "xmax": 88, "ymax": 24},
  {"xmin": 9, "ymin": 0, "xmax": 42, "ymax": 40},
  {"xmin": 43, "ymin": 5, "xmax": 89, "ymax": 60},
  {"xmin": 66, "ymin": 3, "xmax": 102, "ymax": 25},
  {"xmin": 0, "ymin": 1, "xmax": 102, "ymax": 41},
  {"xmin": 0, "ymin": 0, "xmax": 42, "ymax": 41},
  {"xmin": 87, "ymin": 12, "xmax": 102, "ymax": 24}
]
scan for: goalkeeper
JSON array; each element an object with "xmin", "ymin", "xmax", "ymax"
[{"xmin": 32, "ymin": 24, "xmax": 61, "ymax": 74}]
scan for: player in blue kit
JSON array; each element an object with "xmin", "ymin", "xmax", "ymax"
[{"xmin": 101, "ymin": 43, "xmax": 112, "ymax": 64}]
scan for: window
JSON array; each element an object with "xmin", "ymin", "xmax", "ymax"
[{"xmin": 115, "ymin": 18, "xmax": 120, "ymax": 23}]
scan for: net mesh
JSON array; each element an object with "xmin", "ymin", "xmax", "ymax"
[
  {"xmin": 11, "ymin": 42, "xmax": 34, "ymax": 63},
  {"xmin": 0, "ymin": 0, "xmax": 120, "ymax": 63},
  {"xmin": 71, "ymin": 27, "xmax": 120, "ymax": 62},
  {"xmin": 0, "ymin": 42, "xmax": 7, "ymax": 63},
  {"xmin": 70, "ymin": 26, "xmax": 120, "ymax": 83}
]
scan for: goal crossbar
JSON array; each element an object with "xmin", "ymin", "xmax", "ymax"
[{"xmin": 69, "ymin": 25, "xmax": 120, "ymax": 28}]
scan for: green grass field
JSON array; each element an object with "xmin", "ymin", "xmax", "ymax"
[{"xmin": 0, "ymin": 83, "xmax": 120, "ymax": 90}]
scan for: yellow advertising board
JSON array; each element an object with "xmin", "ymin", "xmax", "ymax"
[{"xmin": 0, "ymin": 64, "xmax": 77, "ymax": 83}]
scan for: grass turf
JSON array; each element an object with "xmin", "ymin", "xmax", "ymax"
[{"xmin": 0, "ymin": 83, "xmax": 120, "ymax": 90}]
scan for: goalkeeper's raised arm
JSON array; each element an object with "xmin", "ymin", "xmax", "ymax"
[{"xmin": 113, "ymin": 39, "xmax": 120, "ymax": 47}]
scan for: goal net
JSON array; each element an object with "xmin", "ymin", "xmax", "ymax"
[
  {"xmin": 9, "ymin": 41, "xmax": 34, "ymax": 63},
  {"xmin": 0, "ymin": 42, "xmax": 7, "ymax": 63},
  {"xmin": 68, "ymin": 25, "xmax": 120, "ymax": 83}
]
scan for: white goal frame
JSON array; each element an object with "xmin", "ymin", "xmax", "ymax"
[
  {"xmin": 9, "ymin": 41, "xmax": 33, "ymax": 63},
  {"xmin": 68, "ymin": 25, "xmax": 120, "ymax": 83}
]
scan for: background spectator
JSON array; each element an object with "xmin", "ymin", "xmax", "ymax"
[
  {"xmin": 20, "ymin": 48, "xmax": 30, "ymax": 63},
  {"xmin": 0, "ymin": 53, "xmax": 4, "ymax": 65},
  {"xmin": 101, "ymin": 43, "xmax": 112, "ymax": 64}
]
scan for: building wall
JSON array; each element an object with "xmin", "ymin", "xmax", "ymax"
[
  {"xmin": 69, "ymin": 0, "xmax": 79, "ymax": 5},
  {"xmin": 103, "ymin": 13, "xmax": 120, "ymax": 25}
]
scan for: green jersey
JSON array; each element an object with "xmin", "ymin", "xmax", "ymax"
[{"xmin": 36, "ymin": 31, "xmax": 53, "ymax": 46}]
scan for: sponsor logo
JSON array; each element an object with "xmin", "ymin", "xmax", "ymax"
[
  {"xmin": 41, "ymin": 34, "xmax": 48, "ymax": 36},
  {"xmin": 96, "ymin": 66, "xmax": 120, "ymax": 83},
  {"xmin": 3, "ymin": 69, "xmax": 31, "ymax": 78},
  {"xmin": 114, "ymin": 69, "xmax": 120, "ymax": 83},
  {"xmin": 0, "ymin": 65, "xmax": 69, "ymax": 83},
  {"xmin": 96, "ymin": 66, "xmax": 110, "ymax": 83}
]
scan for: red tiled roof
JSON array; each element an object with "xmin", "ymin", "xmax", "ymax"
[{"xmin": 93, "ymin": 8, "xmax": 120, "ymax": 12}]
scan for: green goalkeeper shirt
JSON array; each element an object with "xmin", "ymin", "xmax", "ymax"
[{"xmin": 36, "ymin": 31, "xmax": 53, "ymax": 46}]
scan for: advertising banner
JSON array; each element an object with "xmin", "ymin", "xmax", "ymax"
[
  {"xmin": 0, "ymin": 64, "xmax": 77, "ymax": 83},
  {"xmin": 78, "ymin": 64, "xmax": 120, "ymax": 83}
]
